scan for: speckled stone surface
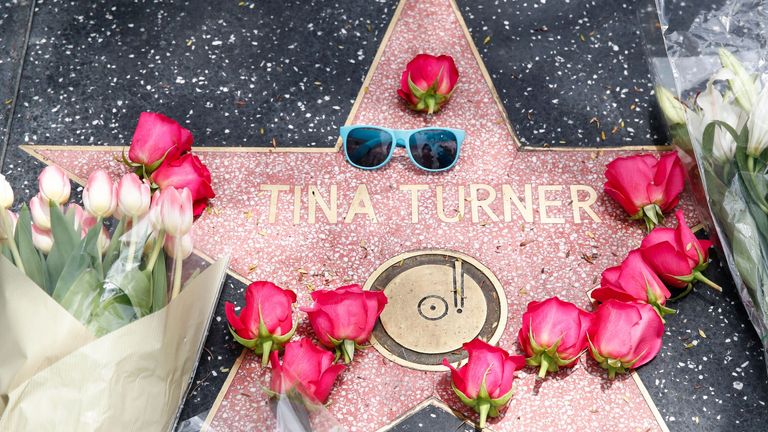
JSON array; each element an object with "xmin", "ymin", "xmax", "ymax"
[
  {"xmin": 0, "ymin": 0, "xmax": 32, "ymax": 162},
  {"xmin": 456, "ymin": 0, "xmax": 669, "ymax": 149}
]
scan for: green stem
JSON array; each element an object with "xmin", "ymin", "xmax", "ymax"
[
  {"xmin": 476, "ymin": 400, "xmax": 491, "ymax": 429},
  {"xmin": 668, "ymin": 283, "xmax": 694, "ymax": 302},
  {"xmin": 538, "ymin": 355, "xmax": 550, "ymax": 379},
  {"xmin": 694, "ymin": 272, "xmax": 723, "ymax": 292},
  {"xmin": 145, "ymin": 229, "xmax": 165, "ymax": 273},
  {"xmin": 260, "ymin": 340, "xmax": 273, "ymax": 368},
  {"xmin": 7, "ymin": 237, "xmax": 25, "ymax": 274},
  {"xmin": 608, "ymin": 366, "xmax": 616, "ymax": 380},
  {"xmin": 171, "ymin": 241, "xmax": 183, "ymax": 299},
  {"xmin": 95, "ymin": 217, "xmax": 104, "ymax": 279},
  {"xmin": 125, "ymin": 216, "xmax": 138, "ymax": 270}
]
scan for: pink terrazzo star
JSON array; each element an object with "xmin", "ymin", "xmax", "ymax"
[{"xmin": 21, "ymin": 0, "xmax": 691, "ymax": 430}]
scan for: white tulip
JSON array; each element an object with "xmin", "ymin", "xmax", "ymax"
[
  {"xmin": 38, "ymin": 165, "xmax": 71, "ymax": 205},
  {"xmin": 0, "ymin": 174, "xmax": 13, "ymax": 209}
]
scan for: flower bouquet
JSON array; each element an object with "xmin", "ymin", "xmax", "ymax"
[
  {"xmin": 652, "ymin": 0, "xmax": 768, "ymax": 367},
  {"xmin": 0, "ymin": 113, "xmax": 227, "ymax": 430}
]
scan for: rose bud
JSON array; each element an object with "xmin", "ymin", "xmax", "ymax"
[
  {"xmin": 269, "ymin": 338, "xmax": 346, "ymax": 404},
  {"xmin": 31, "ymin": 224, "xmax": 53, "ymax": 254},
  {"xmin": 164, "ymin": 231, "xmax": 194, "ymax": 260},
  {"xmin": 151, "ymin": 153, "xmax": 215, "ymax": 217},
  {"xmin": 117, "ymin": 173, "xmax": 152, "ymax": 219},
  {"xmin": 398, "ymin": 54, "xmax": 459, "ymax": 114},
  {"xmin": 158, "ymin": 186, "xmax": 194, "ymax": 237},
  {"xmin": 588, "ymin": 300, "xmax": 664, "ymax": 379},
  {"xmin": 83, "ymin": 169, "xmax": 117, "ymax": 218},
  {"xmin": 300, "ymin": 284, "xmax": 387, "ymax": 363},
  {"xmin": 517, "ymin": 297, "xmax": 591, "ymax": 378},
  {"xmin": 592, "ymin": 250, "xmax": 674, "ymax": 317},
  {"xmin": 38, "ymin": 165, "xmax": 71, "ymax": 205},
  {"xmin": 29, "ymin": 193, "xmax": 51, "ymax": 230},
  {"xmin": 442, "ymin": 339, "xmax": 526, "ymax": 428},
  {"xmin": 640, "ymin": 210, "xmax": 720, "ymax": 294},
  {"xmin": 226, "ymin": 281, "xmax": 298, "ymax": 366},
  {"xmin": 604, "ymin": 152, "xmax": 684, "ymax": 231},
  {"xmin": 128, "ymin": 112, "xmax": 193, "ymax": 171},
  {"xmin": 0, "ymin": 174, "xmax": 13, "ymax": 209}
]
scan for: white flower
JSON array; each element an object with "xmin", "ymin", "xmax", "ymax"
[
  {"xmin": 656, "ymin": 85, "xmax": 687, "ymax": 125},
  {"xmin": 0, "ymin": 174, "xmax": 13, "ymax": 209},
  {"xmin": 719, "ymin": 49, "xmax": 759, "ymax": 111},
  {"xmin": 747, "ymin": 85, "xmax": 768, "ymax": 157},
  {"xmin": 691, "ymin": 82, "xmax": 743, "ymax": 162}
]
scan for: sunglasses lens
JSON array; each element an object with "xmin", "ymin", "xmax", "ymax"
[
  {"xmin": 409, "ymin": 130, "xmax": 459, "ymax": 170},
  {"xmin": 345, "ymin": 128, "xmax": 393, "ymax": 168}
]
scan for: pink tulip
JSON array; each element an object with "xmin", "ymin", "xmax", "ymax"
[
  {"xmin": 301, "ymin": 284, "xmax": 387, "ymax": 363},
  {"xmin": 29, "ymin": 193, "xmax": 51, "ymax": 230},
  {"xmin": 269, "ymin": 338, "xmax": 346, "ymax": 404},
  {"xmin": 592, "ymin": 250, "xmax": 673, "ymax": 316},
  {"xmin": 151, "ymin": 153, "xmax": 215, "ymax": 217},
  {"xmin": 158, "ymin": 186, "xmax": 193, "ymax": 237},
  {"xmin": 604, "ymin": 152, "xmax": 684, "ymax": 230},
  {"xmin": 128, "ymin": 112, "xmax": 193, "ymax": 169},
  {"xmin": 588, "ymin": 300, "xmax": 664, "ymax": 378},
  {"xmin": 398, "ymin": 54, "xmax": 459, "ymax": 114},
  {"xmin": 83, "ymin": 170, "xmax": 117, "ymax": 218},
  {"xmin": 163, "ymin": 231, "xmax": 193, "ymax": 260},
  {"xmin": 117, "ymin": 173, "xmax": 151, "ymax": 218},
  {"xmin": 640, "ymin": 210, "xmax": 720, "ymax": 293},
  {"xmin": 38, "ymin": 165, "xmax": 71, "ymax": 205},
  {"xmin": 0, "ymin": 174, "xmax": 13, "ymax": 209},
  {"xmin": 226, "ymin": 281, "xmax": 298, "ymax": 366},
  {"xmin": 517, "ymin": 297, "xmax": 592, "ymax": 378},
  {"xmin": 31, "ymin": 224, "xmax": 53, "ymax": 254},
  {"xmin": 442, "ymin": 339, "xmax": 526, "ymax": 428},
  {"xmin": 67, "ymin": 203, "xmax": 97, "ymax": 238},
  {"xmin": 148, "ymin": 190, "xmax": 163, "ymax": 232}
]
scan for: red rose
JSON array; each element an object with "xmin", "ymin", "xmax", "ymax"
[
  {"xmin": 225, "ymin": 281, "xmax": 297, "ymax": 366},
  {"xmin": 604, "ymin": 152, "xmax": 685, "ymax": 230},
  {"xmin": 269, "ymin": 338, "xmax": 345, "ymax": 404},
  {"xmin": 442, "ymin": 339, "xmax": 525, "ymax": 428},
  {"xmin": 517, "ymin": 297, "xmax": 591, "ymax": 378},
  {"xmin": 301, "ymin": 284, "xmax": 387, "ymax": 363},
  {"xmin": 151, "ymin": 153, "xmax": 215, "ymax": 217},
  {"xmin": 588, "ymin": 300, "xmax": 664, "ymax": 379},
  {"xmin": 640, "ymin": 210, "xmax": 720, "ymax": 293},
  {"xmin": 398, "ymin": 54, "xmax": 459, "ymax": 114},
  {"xmin": 592, "ymin": 250, "xmax": 674, "ymax": 317},
  {"xmin": 128, "ymin": 112, "xmax": 193, "ymax": 169}
]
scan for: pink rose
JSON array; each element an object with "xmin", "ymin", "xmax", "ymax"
[
  {"xmin": 517, "ymin": 297, "xmax": 591, "ymax": 378},
  {"xmin": 442, "ymin": 339, "xmax": 525, "ymax": 428},
  {"xmin": 398, "ymin": 54, "xmax": 459, "ymax": 114},
  {"xmin": 151, "ymin": 153, "xmax": 215, "ymax": 217},
  {"xmin": 592, "ymin": 250, "xmax": 673, "ymax": 316},
  {"xmin": 604, "ymin": 152, "xmax": 684, "ymax": 230},
  {"xmin": 128, "ymin": 112, "xmax": 193, "ymax": 170},
  {"xmin": 588, "ymin": 300, "xmax": 664, "ymax": 379},
  {"xmin": 640, "ymin": 210, "xmax": 720, "ymax": 293},
  {"xmin": 225, "ymin": 281, "xmax": 297, "ymax": 366},
  {"xmin": 269, "ymin": 338, "xmax": 345, "ymax": 404},
  {"xmin": 301, "ymin": 284, "xmax": 387, "ymax": 363}
]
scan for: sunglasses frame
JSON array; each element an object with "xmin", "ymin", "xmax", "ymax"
[{"xmin": 340, "ymin": 125, "xmax": 466, "ymax": 172}]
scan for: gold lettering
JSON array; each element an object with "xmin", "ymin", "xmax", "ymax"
[
  {"xmin": 260, "ymin": 184, "xmax": 289, "ymax": 224},
  {"xmin": 470, "ymin": 184, "xmax": 500, "ymax": 223},
  {"xmin": 400, "ymin": 184, "xmax": 429, "ymax": 223},
  {"xmin": 436, "ymin": 185, "xmax": 465, "ymax": 223},
  {"xmin": 344, "ymin": 184, "xmax": 377, "ymax": 223},
  {"xmin": 502, "ymin": 184, "xmax": 534, "ymax": 223},
  {"xmin": 538, "ymin": 185, "xmax": 565, "ymax": 224},
  {"xmin": 308, "ymin": 185, "xmax": 338, "ymax": 224},
  {"xmin": 570, "ymin": 185, "xmax": 601, "ymax": 223}
]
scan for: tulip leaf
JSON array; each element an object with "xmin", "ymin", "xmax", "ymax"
[
  {"xmin": 1, "ymin": 243, "xmax": 11, "ymax": 261},
  {"xmin": 14, "ymin": 205, "xmax": 47, "ymax": 291},
  {"xmin": 46, "ymin": 202, "xmax": 80, "ymax": 286},
  {"xmin": 52, "ymin": 220, "xmax": 103, "ymax": 303},
  {"xmin": 112, "ymin": 267, "xmax": 152, "ymax": 317},
  {"xmin": 102, "ymin": 218, "xmax": 125, "ymax": 273},
  {"xmin": 88, "ymin": 293, "xmax": 136, "ymax": 337},
  {"xmin": 150, "ymin": 250, "xmax": 168, "ymax": 313},
  {"xmin": 58, "ymin": 268, "xmax": 100, "ymax": 324}
]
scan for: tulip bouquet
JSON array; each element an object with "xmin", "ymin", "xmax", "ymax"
[{"xmin": 655, "ymin": 49, "xmax": 768, "ymax": 361}]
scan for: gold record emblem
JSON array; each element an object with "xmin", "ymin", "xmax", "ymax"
[{"xmin": 364, "ymin": 250, "xmax": 508, "ymax": 371}]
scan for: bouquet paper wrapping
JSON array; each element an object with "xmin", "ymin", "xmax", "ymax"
[
  {"xmin": 0, "ymin": 255, "xmax": 229, "ymax": 431},
  {"xmin": 651, "ymin": 0, "xmax": 768, "ymax": 367}
]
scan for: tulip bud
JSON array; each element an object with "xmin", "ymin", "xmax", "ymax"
[
  {"xmin": 0, "ymin": 210, "xmax": 17, "ymax": 242},
  {"xmin": 67, "ymin": 203, "xmax": 96, "ymax": 237},
  {"xmin": 31, "ymin": 224, "xmax": 54, "ymax": 254},
  {"xmin": 83, "ymin": 170, "xmax": 117, "ymax": 218},
  {"xmin": 38, "ymin": 165, "xmax": 71, "ymax": 205},
  {"xmin": 655, "ymin": 85, "xmax": 687, "ymax": 126},
  {"xmin": 164, "ymin": 231, "xmax": 193, "ymax": 260},
  {"xmin": 98, "ymin": 227, "xmax": 110, "ymax": 255},
  {"xmin": 29, "ymin": 193, "xmax": 51, "ymax": 230},
  {"xmin": 719, "ymin": 48, "xmax": 757, "ymax": 111},
  {"xmin": 0, "ymin": 174, "xmax": 13, "ymax": 209},
  {"xmin": 148, "ymin": 190, "xmax": 163, "ymax": 233},
  {"xmin": 159, "ymin": 187, "xmax": 193, "ymax": 237},
  {"xmin": 117, "ymin": 173, "xmax": 151, "ymax": 218}
]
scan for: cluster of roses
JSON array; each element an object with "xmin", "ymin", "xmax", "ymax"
[
  {"xmin": 443, "ymin": 152, "xmax": 720, "ymax": 428},
  {"xmin": 225, "ymin": 281, "xmax": 387, "ymax": 405},
  {"xmin": 125, "ymin": 112, "xmax": 215, "ymax": 217}
]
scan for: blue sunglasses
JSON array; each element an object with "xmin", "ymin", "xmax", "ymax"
[{"xmin": 340, "ymin": 125, "xmax": 465, "ymax": 172}]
